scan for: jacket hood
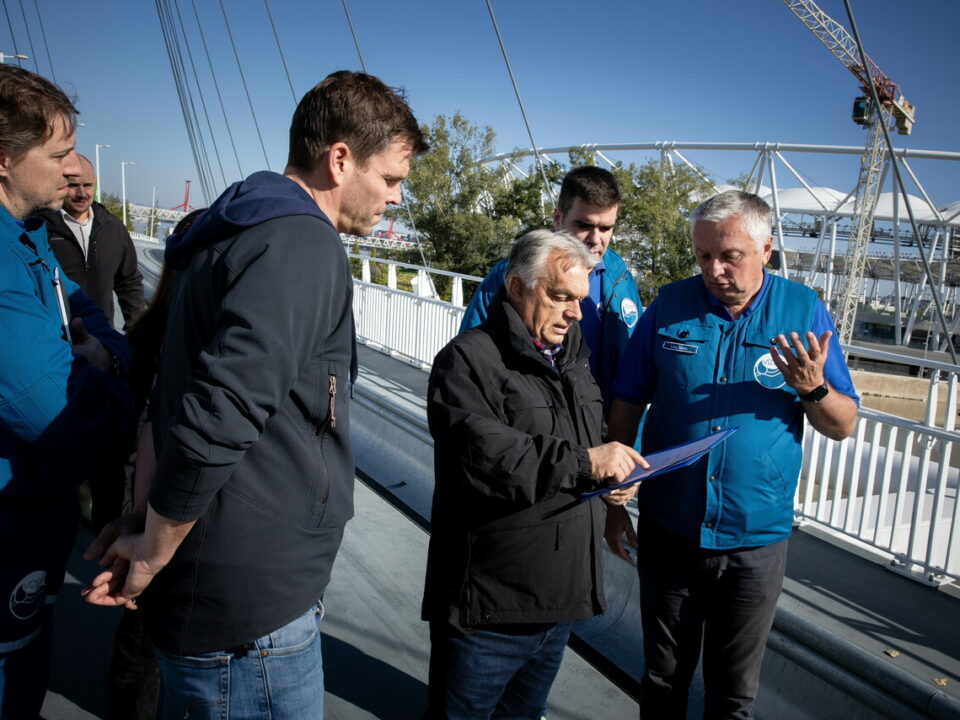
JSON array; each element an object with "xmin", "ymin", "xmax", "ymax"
[{"xmin": 165, "ymin": 171, "xmax": 334, "ymax": 270}]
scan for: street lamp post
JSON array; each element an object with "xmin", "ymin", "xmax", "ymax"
[
  {"xmin": 121, "ymin": 161, "xmax": 134, "ymax": 227},
  {"xmin": 0, "ymin": 52, "xmax": 28, "ymax": 64},
  {"xmin": 150, "ymin": 185, "xmax": 162, "ymax": 237},
  {"xmin": 95, "ymin": 144, "xmax": 110, "ymax": 202}
]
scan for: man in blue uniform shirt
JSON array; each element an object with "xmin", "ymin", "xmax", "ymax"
[
  {"xmin": 460, "ymin": 166, "xmax": 641, "ymax": 403},
  {"xmin": 0, "ymin": 65, "xmax": 131, "ymax": 717},
  {"xmin": 605, "ymin": 191, "xmax": 858, "ymax": 719}
]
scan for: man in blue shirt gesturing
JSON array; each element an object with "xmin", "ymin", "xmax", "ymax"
[{"xmin": 605, "ymin": 190, "xmax": 858, "ymax": 719}]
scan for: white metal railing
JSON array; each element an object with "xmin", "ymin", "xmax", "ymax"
[{"xmin": 351, "ymin": 261, "xmax": 960, "ymax": 586}]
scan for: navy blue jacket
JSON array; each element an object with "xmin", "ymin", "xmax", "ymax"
[
  {"xmin": 144, "ymin": 172, "xmax": 357, "ymax": 654},
  {"xmin": 459, "ymin": 247, "xmax": 641, "ymax": 404}
]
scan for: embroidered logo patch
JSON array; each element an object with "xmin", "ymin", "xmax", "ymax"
[
  {"xmin": 9, "ymin": 571, "xmax": 46, "ymax": 621},
  {"xmin": 621, "ymin": 298, "xmax": 639, "ymax": 329},
  {"xmin": 753, "ymin": 353, "xmax": 786, "ymax": 389},
  {"xmin": 663, "ymin": 341, "xmax": 698, "ymax": 355}
]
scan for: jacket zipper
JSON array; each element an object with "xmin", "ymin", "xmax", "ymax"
[{"xmin": 327, "ymin": 375, "xmax": 337, "ymax": 428}]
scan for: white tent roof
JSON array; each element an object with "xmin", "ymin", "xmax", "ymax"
[
  {"xmin": 761, "ymin": 186, "xmax": 849, "ymax": 215},
  {"xmin": 836, "ymin": 192, "xmax": 944, "ymax": 224}
]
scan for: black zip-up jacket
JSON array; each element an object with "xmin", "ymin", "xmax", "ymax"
[
  {"xmin": 142, "ymin": 172, "xmax": 356, "ymax": 655},
  {"xmin": 423, "ymin": 296, "xmax": 607, "ymax": 628},
  {"xmin": 36, "ymin": 203, "xmax": 145, "ymax": 330}
]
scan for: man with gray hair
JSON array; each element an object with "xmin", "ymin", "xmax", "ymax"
[
  {"xmin": 605, "ymin": 190, "xmax": 859, "ymax": 718},
  {"xmin": 423, "ymin": 228, "xmax": 645, "ymax": 717}
]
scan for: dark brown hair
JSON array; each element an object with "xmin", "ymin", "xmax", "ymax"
[
  {"xmin": 557, "ymin": 166, "xmax": 621, "ymax": 217},
  {"xmin": 287, "ymin": 70, "xmax": 427, "ymax": 172},
  {"xmin": 0, "ymin": 65, "xmax": 78, "ymax": 159}
]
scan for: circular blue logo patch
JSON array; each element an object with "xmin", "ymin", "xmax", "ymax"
[
  {"xmin": 753, "ymin": 353, "xmax": 786, "ymax": 389},
  {"xmin": 621, "ymin": 298, "xmax": 639, "ymax": 329}
]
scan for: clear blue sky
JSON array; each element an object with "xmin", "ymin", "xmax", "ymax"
[{"xmin": 5, "ymin": 0, "xmax": 958, "ymax": 210}]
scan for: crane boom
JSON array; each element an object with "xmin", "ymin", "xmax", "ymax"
[{"xmin": 781, "ymin": 0, "xmax": 916, "ymax": 344}]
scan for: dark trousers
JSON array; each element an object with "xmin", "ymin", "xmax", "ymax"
[
  {"xmin": 426, "ymin": 620, "xmax": 572, "ymax": 720},
  {"xmin": 106, "ymin": 609, "xmax": 158, "ymax": 720},
  {"xmin": 637, "ymin": 521, "xmax": 787, "ymax": 720}
]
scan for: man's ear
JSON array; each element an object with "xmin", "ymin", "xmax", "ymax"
[
  {"xmin": 552, "ymin": 205, "xmax": 563, "ymax": 230},
  {"xmin": 507, "ymin": 273, "xmax": 524, "ymax": 303},
  {"xmin": 324, "ymin": 142, "xmax": 351, "ymax": 187},
  {"xmin": 0, "ymin": 147, "xmax": 12, "ymax": 178}
]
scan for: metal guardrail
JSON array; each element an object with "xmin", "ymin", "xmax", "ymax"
[{"xmin": 351, "ymin": 258, "xmax": 960, "ymax": 587}]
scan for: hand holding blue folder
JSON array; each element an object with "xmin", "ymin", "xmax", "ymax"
[{"xmin": 580, "ymin": 426, "xmax": 739, "ymax": 500}]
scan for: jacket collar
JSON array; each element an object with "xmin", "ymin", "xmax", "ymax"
[{"xmin": 484, "ymin": 290, "xmax": 588, "ymax": 373}]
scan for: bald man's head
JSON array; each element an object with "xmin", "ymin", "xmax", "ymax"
[{"xmin": 63, "ymin": 153, "xmax": 95, "ymax": 220}]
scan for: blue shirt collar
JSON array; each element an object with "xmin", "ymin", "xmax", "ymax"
[{"xmin": 704, "ymin": 268, "xmax": 771, "ymax": 319}]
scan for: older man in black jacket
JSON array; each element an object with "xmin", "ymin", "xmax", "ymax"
[
  {"xmin": 36, "ymin": 154, "xmax": 144, "ymax": 330},
  {"xmin": 424, "ymin": 228, "xmax": 645, "ymax": 719}
]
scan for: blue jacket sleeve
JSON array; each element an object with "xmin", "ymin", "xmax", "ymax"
[
  {"xmin": 459, "ymin": 260, "xmax": 507, "ymax": 334},
  {"xmin": 0, "ymin": 250, "xmax": 131, "ymax": 451}
]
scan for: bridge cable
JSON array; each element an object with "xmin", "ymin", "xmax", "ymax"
[
  {"xmin": 1, "ymin": 0, "xmax": 22, "ymax": 66},
  {"xmin": 339, "ymin": 0, "xmax": 367, "ymax": 73},
  {"xmin": 155, "ymin": 0, "xmax": 213, "ymax": 203},
  {"xmin": 164, "ymin": 0, "xmax": 216, "ymax": 201},
  {"xmin": 189, "ymin": 0, "xmax": 244, "ymax": 180},
  {"xmin": 263, "ymin": 0, "xmax": 296, "ymax": 104},
  {"xmin": 842, "ymin": 0, "xmax": 958, "ymax": 364},
  {"xmin": 15, "ymin": 0, "xmax": 38, "ymax": 73},
  {"xmin": 331, "ymin": 1, "xmax": 430, "ymax": 270},
  {"xmin": 218, "ymin": 0, "xmax": 272, "ymax": 170},
  {"xmin": 30, "ymin": 0, "xmax": 55, "ymax": 83},
  {"xmin": 484, "ymin": 0, "xmax": 555, "ymax": 216},
  {"xmin": 172, "ymin": 0, "xmax": 228, "ymax": 191}
]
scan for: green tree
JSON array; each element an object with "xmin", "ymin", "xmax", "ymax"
[
  {"xmin": 400, "ymin": 114, "xmax": 549, "ymax": 282},
  {"xmin": 100, "ymin": 192, "xmax": 134, "ymax": 232},
  {"xmin": 612, "ymin": 160, "xmax": 713, "ymax": 304}
]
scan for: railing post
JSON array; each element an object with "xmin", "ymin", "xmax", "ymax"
[
  {"xmin": 361, "ymin": 258, "xmax": 371, "ymax": 284},
  {"xmin": 388, "ymin": 263, "xmax": 397, "ymax": 290},
  {"xmin": 452, "ymin": 277, "xmax": 464, "ymax": 307}
]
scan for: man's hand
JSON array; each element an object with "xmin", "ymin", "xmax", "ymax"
[
  {"xmin": 70, "ymin": 317, "xmax": 113, "ymax": 373},
  {"xmin": 82, "ymin": 505, "xmax": 195, "ymax": 611},
  {"xmin": 604, "ymin": 505, "xmax": 637, "ymax": 562},
  {"xmin": 588, "ymin": 442, "xmax": 646, "ymax": 484},
  {"xmin": 81, "ymin": 533, "xmax": 159, "ymax": 610},
  {"xmin": 83, "ymin": 510, "xmax": 146, "ymax": 564},
  {"xmin": 770, "ymin": 331, "xmax": 829, "ymax": 394}
]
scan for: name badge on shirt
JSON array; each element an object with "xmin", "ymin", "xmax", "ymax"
[{"xmin": 663, "ymin": 341, "xmax": 698, "ymax": 355}]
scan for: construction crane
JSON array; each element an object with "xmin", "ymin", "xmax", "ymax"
[{"xmin": 781, "ymin": 0, "xmax": 916, "ymax": 345}]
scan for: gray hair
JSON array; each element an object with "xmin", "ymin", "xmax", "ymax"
[
  {"xmin": 689, "ymin": 190, "xmax": 772, "ymax": 251},
  {"xmin": 503, "ymin": 228, "xmax": 597, "ymax": 289}
]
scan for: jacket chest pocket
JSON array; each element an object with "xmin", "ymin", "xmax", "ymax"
[
  {"xmin": 741, "ymin": 330, "xmax": 789, "ymax": 391},
  {"xmin": 499, "ymin": 378, "xmax": 562, "ymax": 437},
  {"xmin": 654, "ymin": 322, "xmax": 714, "ymax": 390}
]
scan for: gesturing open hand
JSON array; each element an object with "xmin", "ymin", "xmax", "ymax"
[{"xmin": 769, "ymin": 331, "xmax": 831, "ymax": 395}]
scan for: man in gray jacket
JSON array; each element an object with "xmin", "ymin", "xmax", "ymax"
[{"xmin": 84, "ymin": 71, "xmax": 427, "ymax": 719}]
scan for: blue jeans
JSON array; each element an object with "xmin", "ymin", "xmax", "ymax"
[
  {"xmin": 426, "ymin": 620, "xmax": 572, "ymax": 720},
  {"xmin": 155, "ymin": 603, "xmax": 324, "ymax": 720}
]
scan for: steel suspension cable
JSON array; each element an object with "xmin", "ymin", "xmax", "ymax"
[
  {"xmin": 190, "ymin": 0, "xmax": 243, "ymax": 180},
  {"xmin": 339, "ymin": 0, "xmax": 367, "ymax": 73},
  {"xmin": 165, "ymin": 0, "xmax": 216, "ymax": 201},
  {"xmin": 172, "ymin": 0, "xmax": 227, "ymax": 191},
  {"xmin": 264, "ymin": 0, "xmax": 296, "ymax": 104},
  {"xmin": 15, "ymin": 0, "xmax": 37, "ymax": 73},
  {"xmin": 484, "ymin": 0, "xmax": 554, "ymax": 214},
  {"xmin": 218, "ymin": 0, "xmax": 271, "ymax": 170},
  {"xmin": 156, "ymin": 0, "xmax": 213, "ymax": 203},
  {"xmin": 842, "ymin": 0, "xmax": 957, "ymax": 364},
  {"xmin": 30, "ymin": 0, "xmax": 55, "ymax": 82},
  {"xmin": 1, "ymin": 0, "xmax": 22, "ymax": 67}
]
